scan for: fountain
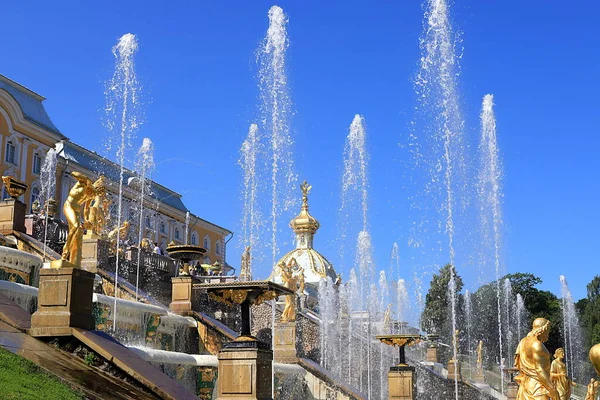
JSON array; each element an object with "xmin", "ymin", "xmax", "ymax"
[
  {"xmin": 166, "ymin": 242, "xmax": 206, "ymax": 276},
  {"xmin": 104, "ymin": 33, "xmax": 142, "ymax": 330},
  {"xmin": 258, "ymin": 5, "xmax": 297, "ymax": 268},
  {"xmin": 478, "ymin": 93, "xmax": 506, "ymax": 393},
  {"xmin": 133, "ymin": 138, "xmax": 154, "ymax": 300},
  {"xmin": 239, "ymin": 124, "xmax": 260, "ymax": 278},
  {"xmin": 559, "ymin": 275, "xmax": 585, "ymax": 382}
]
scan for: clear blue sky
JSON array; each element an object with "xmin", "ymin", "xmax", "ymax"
[{"xmin": 2, "ymin": 1, "xmax": 598, "ymax": 301}]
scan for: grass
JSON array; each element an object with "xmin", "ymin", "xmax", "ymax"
[{"xmin": 0, "ymin": 346, "xmax": 82, "ymax": 400}]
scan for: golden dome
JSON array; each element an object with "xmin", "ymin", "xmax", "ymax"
[{"xmin": 290, "ymin": 180, "xmax": 320, "ymax": 234}]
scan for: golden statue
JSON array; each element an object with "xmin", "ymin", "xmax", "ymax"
[
  {"xmin": 476, "ymin": 340, "xmax": 484, "ymax": 366},
  {"xmin": 59, "ymin": 172, "xmax": 97, "ymax": 267},
  {"xmin": 590, "ymin": 343, "xmax": 600, "ymax": 377},
  {"xmin": 278, "ymin": 257, "xmax": 305, "ymax": 322},
  {"xmin": 550, "ymin": 348, "xmax": 576, "ymax": 400},
  {"xmin": 84, "ymin": 176, "xmax": 109, "ymax": 237},
  {"xmin": 585, "ymin": 378, "xmax": 600, "ymax": 400},
  {"xmin": 451, "ymin": 329, "xmax": 460, "ymax": 361},
  {"xmin": 108, "ymin": 220, "xmax": 130, "ymax": 253},
  {"xmin": 514, "ymin": 317, "xmax": 560, "ymax": 400},
  {"xmin": 383, "ymin": 304, "xmax": 392, "ymax": 327}
]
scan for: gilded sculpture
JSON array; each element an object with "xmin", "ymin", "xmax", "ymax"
[
  {"xmin": 108, "ymin": 220, "xmax": 130, "ymax": 253},
  {"xmin": 58, "ymin": 172, "xmax": 99, "ymax": 267},
  {"xmin": 514, "ymin": 317, "xmax": 560, "ymax": 400},
  {"xmin": 590, "ymin": 343, "xmax": 600, "ymax": 377},
  {"xmin": 451, "ymin": 329, "xmax": 460, "ymax": 361},
  {"xmin": 476, "ymin": 340, "xmax": 484, "ymax": 366},
  {"xmin": 278, "ymin": 257, "xmax": 305, "ymax": 322},
  {"xmin": 84, "ymin": 175, "xmax": 109, "ymax": 237},
  {"xmin": 550, "ymin": 347, "xmax": 576, "ymax": 400},
  {"xmin": 585, "ymin": 378, "xmax": 600, "ymax": 400}
]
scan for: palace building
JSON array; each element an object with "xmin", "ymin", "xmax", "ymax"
[{"xmin": 0, "ymin": 73, "xmax": 231, "ymax": 266}]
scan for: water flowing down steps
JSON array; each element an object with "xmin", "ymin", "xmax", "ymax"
[{"xmin": 0, "ymin": 293, "xmax": 195, "ymax": 400}]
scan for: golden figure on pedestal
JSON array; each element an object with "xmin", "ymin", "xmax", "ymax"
[
  {"xmin": 108, "ymin": 220, "xmax": 130, "ymax": 252},
  {"xmin": 514, "ymin": 317, "xmax": 560, "ymax": 400},
  {"xmin": 278, "ymin": 257, "xmax": 305, "ymax": 322},
  {"xmin": 451, "ymin": 329, "xmax": 460, "ymax": 361},
  {"xmin": 58, "ymin": 172, "xmax": 99, "ymax": 267},
  {"xmin": 585, "ymin": 378, "xmax": 599, "ymax": 400},
  {"xmin": 550, "ymin": 348, "xmax": 576, "ymax": 400},
  {"xmin": 476, "ymin": 340, "xmax": 484, "ymax": 367}
]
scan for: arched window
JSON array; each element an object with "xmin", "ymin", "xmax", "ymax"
[
  {"xmin": 215, "ymin": 240, "xmax": 220, "ymax": 255},
  {"xmin": 145, "ymin": 215, "xmax": 151, "ymax": 228},
  {"xmin": 5, "ymin": 140, "xmax": 16, "ymax": 164},
  {"xmin": 160, "ymin": 222, "xmax": 165, "ymax": 233},
  {"xmin": 175, "ymin": 228, "xmax": 180, "ymax": 240},
  {"xmin": 203, "ymin": 235, "xmax": 211, "ymax": 251},
  {"xmin": 32, "ymin": 153, "xmax": 42, "ymax": 175},
  {"xmin": 30, "ymin": 187, "xmax": 40, "ymax": 213},
  {"xmin": 191, "ymin": 233, "xmax": 197, "ymax": 245}
]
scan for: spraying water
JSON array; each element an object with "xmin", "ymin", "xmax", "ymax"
[
  {"xmin": 104, "ymin": 33, "xmax": 142, "ymax": 330},
  {"xmin": 503, "ymin": 278, "xmax": 513, "ymax": 366},
  {"xmin": 397, "ymin": 279, "xmax": 409, "ymax": 334},
  {"xmin": 184, "ymin": 211, "xmax": 190, "ymax": 245},
  {"xmin": 134, "ymin": 138, "xmax": 154, "ymax": 300},
  {"xmin": 559, "ymin": 275, "xmax": 584, "ymax": 381},
  {"xmin": 464, "ymin": 290, "xmax": 473, "ymax": 378},
  {"xmin": 258, "ymin": 6, "xmax": 296, "ymax": 267},
  {"xmin": 39, "ymin": 149, "xmax": 57, "ymax": 260},
  {"xmin": 516, "ymin": 294, "xmax": 525, "ymax": 340},
  {"xmin": 414, "ymin": 1, "xmax": 465, "ymax": 396},
  {"xmin": 477, "ymin": 94, "xmax": 505, "ymax": 392},
  {"xmin": 239, "ymin": 124, "xmax": 261, "ymax": 274}
]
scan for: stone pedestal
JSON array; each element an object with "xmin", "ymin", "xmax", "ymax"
[
  {"xmin": 30, "ymin": 267, "xmax": 95, "ymax": 337},
  {"xmin": 426, "ymin": 346, "xmax": 438, "ymax": 363},
  {"xmin": 506, "ymin": 382, "xmax": 518, "ymax": 400},
  {"xmin": 0, "ymin": 199, "xmax": 26, "ymax": 234},
  {"xmin": 81, "ymin": 236, "xmax": 110, "ymax": 273},
  {"xmin": 474, "ymin": 365, "xmax": 485, "ymax": 384},
  {"xmin": 273, "ymin": 321, "xmax": 297, "ymax": 363},
  {"xmin": 217, "ymin": 345, "xmax": 273, "ymax": 400},
  {"xmin": 388, "ymin": 366, "xmax": 415, "ymax": 400},
  {"xmin": 447, "ymin": 360, "xmax": 462, "ymax": 381},
  {"xmin": 170, "ymin": 276, "xmax": 193, "ymax": 315}
]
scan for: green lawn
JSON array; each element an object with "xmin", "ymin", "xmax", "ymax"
[{"xmin": 0, "ymin": 347, "xmax": 82, "ymax": 400}]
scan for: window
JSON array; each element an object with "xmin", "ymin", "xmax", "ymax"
[
  {"xmin": 160, "ymin": 222, "xmax": 165, "ymax": 233},
  {"xmin": 33, "ymin": 153, "xmax": 41, "ymax": 175},
  {"xmin": 216, "ymin": 241, "xmax": 221, "ymax": 255},
  {"xmin": 128, "ymin": 209, "xmax": 135, "ymax": 221},
  {"xmin": 191, "ymin": 233, "xmax": 197, "ymax": 245},
  {"xmin": 145, "ymin": 215, "xmax": 151, "ymax": 228},
  {"xmin": 2, "ymin": 187, "xmax": 8, "ymax": 200},
  {"xmin": 203, "ymin": 235, "xmax": 211, "ymax": 251},
  {"xmin": 5, "ymin": 141, "xmax": 16, "ymax": 164},
  {"xmin": 30, "ymin": 188, "xmax": 40, "ymax": 212},
  {"xmin": 175, "ymin": 228, "xmax": 180, "ymax": 240}
]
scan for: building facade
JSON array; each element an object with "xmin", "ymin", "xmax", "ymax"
[{"xmin": 0, "ymin": 73, "xmax": 231, "ymax": 266}]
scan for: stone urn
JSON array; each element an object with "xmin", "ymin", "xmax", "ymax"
[{"xmin": 1, "ymin": 176, "xmax": 28, "ymax": 200}]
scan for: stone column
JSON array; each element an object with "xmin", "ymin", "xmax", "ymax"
[
  {"xmin": 388, "ymin": 366, "xmax": 415, "ymax": 400},
  {"xmin": 169, "ymin": 276, "xmax": 193, "ymax": 315},
  {"xmin": 273, "ymin": 321, "xmax": 297, "ymax": 363},
  {"xmin": 30, "ymin": 267, "xmax": 95, "ymax": 337},
  {"xmin": 447, "ymin": 360, "xmax": 462, "ymax": 381},
  {"xmin": 426, "ymin": 345, "xmax": 438, "ymax": 363},
  {"xmin": 0, "ymin": 198, "xmax": 27, "ymax": 234},
  {"xmin": 81, "ymin": 236, "xmax": 110, "ymax": 273},
  {"xmin": 217, "ymin": 345, "xmax": 273, "ymax": 400}
]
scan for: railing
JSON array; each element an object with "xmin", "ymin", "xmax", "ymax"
[
  {"xmin": 124, "ymin": 246, "xmax": 178, "ymax": 277},
  {"xmin": 24, "ymin": 214, "xmax": 68, "ymax": 255}
]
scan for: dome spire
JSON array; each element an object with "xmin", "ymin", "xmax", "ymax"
[{"xmin": 290, "ymin": 180, "xmax": 320, "ymax": 236}]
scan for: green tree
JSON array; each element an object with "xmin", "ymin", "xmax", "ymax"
[
  {"xmin": 421, "ymin": 264, "xmax": 463, "ymax": 362},
  {"xmin": 579, "ymin": 276, "xmax": 600, "ymax": 347}
]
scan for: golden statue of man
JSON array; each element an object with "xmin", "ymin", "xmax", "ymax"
[
  {"xmin": 278, "ymin": 257, "xmax": 305, "ymax": 322},
  {"xmin": 60, "ymin": 172, "xmax": 97, "ymax": 267},
  {"xmin": 514, "ymin": 317, "xmax": 560, "ymax": 400}
]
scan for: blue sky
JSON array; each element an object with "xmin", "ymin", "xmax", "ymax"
[{"xmin": 2, "ymin": 1, "xmax": 598, "ymax": 301}]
